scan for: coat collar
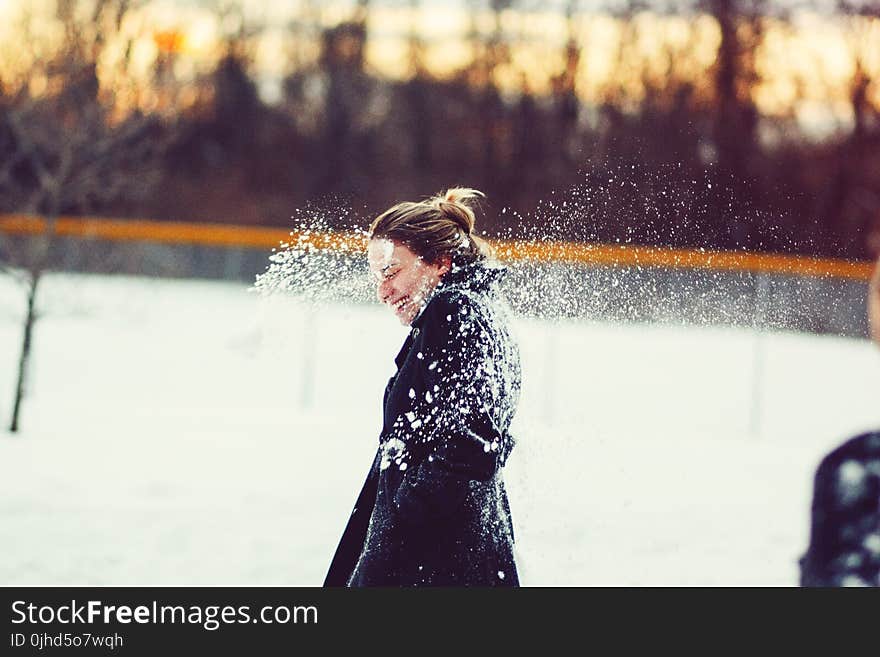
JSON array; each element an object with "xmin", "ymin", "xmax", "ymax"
[
  {"xmin": 394, "ymin": 331, "xmax": 415, "ymax": 370},
  {"xmin": 410, "ymin": 256, "xmax": 507, "ymax": 331},
  {"xmin": 393, "ymin": 257, "xmax": 507, "ymax": 370}
]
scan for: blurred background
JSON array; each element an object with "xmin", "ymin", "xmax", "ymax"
[{"xmin": 0, "ymin": 0, "xmax": 878, "ymax": 256}]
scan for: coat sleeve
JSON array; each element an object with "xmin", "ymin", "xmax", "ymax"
[{"xmin": 388, "ymin": 292, "xmax": 509, "ymax": 527}]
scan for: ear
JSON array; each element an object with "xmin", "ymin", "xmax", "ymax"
[{"xmin": 437, "ymin": 254, "xmax": 452, "ymax": 276}]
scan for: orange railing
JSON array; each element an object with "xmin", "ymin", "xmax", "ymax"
[{"xmin": 1, "ymin": 214, "xmax": 874, "ymax": 281}]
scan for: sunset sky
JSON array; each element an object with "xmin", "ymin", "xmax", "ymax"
[{"xmin": 0, "ymin": 0, "xmax": 877, "ymax": 134}]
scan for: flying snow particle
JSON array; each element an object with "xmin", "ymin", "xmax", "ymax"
[
  {"xmin": 838, "ymin": 460, "xmax": 867, "ymax": 505},
  {"xmin": 376, "ymin": 238, "xmax": 394, "ymax": 264},
  {"xmin": 840, "ymin": 574, "xmax": 869, "ymax": 587},
  {"xmin": 863, "ymin": 534, "xmax": 880, "ymax": 555},
  {"xmin": 843, "ymin": 552, "xmax": 863, "ymax": 569}
]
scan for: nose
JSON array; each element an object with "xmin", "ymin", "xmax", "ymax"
[{"xmin": 377, "ymin": 279, "xmax": 394, "ymax": 304}]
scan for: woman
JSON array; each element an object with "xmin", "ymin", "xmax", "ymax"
[
  {"xmin": 799, "ymin": 255, "xmax": 880, "ymax": 586},
  {"xmin": 323, "ymin": 188, "xmax": 522, "ymax": 587}
]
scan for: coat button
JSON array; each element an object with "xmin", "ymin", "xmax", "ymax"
[{"xmin": 412, "ymin": 328, "xmax": 420, "ymax": 337}]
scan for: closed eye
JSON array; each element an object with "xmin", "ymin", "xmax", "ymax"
[{"xmin": 370, "ymin": 262, "xmax": 401, "ymax": 284}]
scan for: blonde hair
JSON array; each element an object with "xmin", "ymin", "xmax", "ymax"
[{"xmin": 369, "ymin": 188, "xmax": 494, "ymax": 265}]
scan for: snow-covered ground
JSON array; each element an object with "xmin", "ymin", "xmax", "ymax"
[{"xmin": 1, "ymin": 272, "xmax": 878, "ymax": 586}]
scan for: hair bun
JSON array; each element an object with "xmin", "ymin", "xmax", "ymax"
[
  {"xmin": 433, "ymin": 187, "xmax": 484, "ymax": 235},
  {"xmin": 438, "ymin": 200, "xmax": 472, "ymax": 234},
  {"xmin": 370, "ymin": 186, "xmax": 493, "ymax": 264}
]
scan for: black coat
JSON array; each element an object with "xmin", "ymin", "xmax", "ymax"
[
  {"xmin": 800, "ymin": 431, "xmax": 880, "ymax": 586},
  {"xmin": 324, "ymin": 259, "xmax": 522, "ymax": 586}
]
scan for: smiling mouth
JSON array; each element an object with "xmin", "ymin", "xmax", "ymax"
[{"xmin": 391, "ymin": 296, "xmax": 409, "ymax": 312}]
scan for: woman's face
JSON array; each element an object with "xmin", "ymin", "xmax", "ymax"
[{"xmin": 368, "ymin": 238, "xmax": 449, "ymax": 326}]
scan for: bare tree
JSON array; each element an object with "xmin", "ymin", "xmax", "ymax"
[
  {"xmin": 701, "ymin": 0, "xmax": 768, "ymax": 179},
  {"xmin": 0, "ymin": 0, "xmax": 171, "ymax": 433},
  {"xmin": 814, "ymin": 1, "xmax": 880, "ymax": 251}
]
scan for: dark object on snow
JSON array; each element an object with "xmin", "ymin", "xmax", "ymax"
[
  {"xmin": 324, "ymin": 259, "xmax": 521, "ymax": 586},
  {"xmin": 800, "ymin": 432, "xmax": 880, "ymax": 587}
]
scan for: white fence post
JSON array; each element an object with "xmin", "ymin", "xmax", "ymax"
[
  {"xmin": 749, "ymin": 272, "xmax": 768, "ymax": 438},
  {"xmin": 300, "ymin": 304, "xmax": 317, "ymax": 410},
  {"xmin": 543, "ymin": 320, "xmax": 557, "ymax": 426}
]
